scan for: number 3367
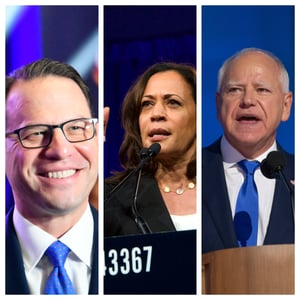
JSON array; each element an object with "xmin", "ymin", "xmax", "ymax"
[{"xmin": 105, "ymin": 246, "xmax": 152, "ymax": 276}]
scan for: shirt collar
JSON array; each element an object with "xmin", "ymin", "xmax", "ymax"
[
  {"xmin": 13, "ymin": 205, "xmax": 94, "ymax": 273},
  {"xmin": 220, "ymin": 135, "xmax": 278, "ymax": 169}
]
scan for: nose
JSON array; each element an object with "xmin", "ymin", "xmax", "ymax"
[
  {"xmin": 44, "ymin": 128, "xmax": 73, "ymax": 158},
  {"xmin": 150, "ymin": 102, "xmax": 166, "ymax": 121},
  {"xmin": 241, "ymin": 88, "xmax": 256, "ymax": 107}
]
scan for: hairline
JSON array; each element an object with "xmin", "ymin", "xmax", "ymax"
[{"xmin": 217, "ymin": 48, "xmax": 290, "ymax": 93}]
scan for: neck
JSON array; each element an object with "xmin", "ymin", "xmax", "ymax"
[{"xmin": 16, "ymin": 201, "xmax": 88, "ymax": 238}]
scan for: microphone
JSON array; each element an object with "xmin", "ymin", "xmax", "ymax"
[
  {"xmin": 147, "ymin": 142, "xmax": 161, "ymax": 157},
  {"xmin": 260, "ymin": 151, "xmax": 285, "ymax": 179},
  {"xmin": 134, "ymin": 142, "xmax": 161, "ymax": 173},
  {"xmin": 131, "ymin": 143, "xmax": 161, "ymax": 234},
  {"xmin": 260, "ymin": 150, "xmax": 294, "ymax": 224},
  {"xmin": 106, "ymin": 143, "xmax": 161, "ymax": 234},
  {"xmin": 108, "ymin": 143, "xmax": 161, "ymax": 197}
]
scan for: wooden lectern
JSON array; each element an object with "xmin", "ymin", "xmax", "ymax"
[{"xmin": 202, "ymin": 244, "xmax": 294, "ymax": 294}]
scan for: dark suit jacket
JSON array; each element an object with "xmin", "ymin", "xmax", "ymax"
[
  {"xmin": 202, "ymin": 138, "xmax": 294, "ymax": 254},
  {"xmin": 5, "ymin": 205, "xmax": 99, "ymax": 294},
  {"xmin": 104, "ymin": 173, "xmax": 176, "ymax": 237}
]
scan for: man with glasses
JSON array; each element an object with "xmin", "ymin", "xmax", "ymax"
[{"xmin": 5, "ymin": 58, "xmax": 99, "ymax": 294}]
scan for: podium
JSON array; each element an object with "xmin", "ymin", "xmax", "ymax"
[
  {"xmin": 104, "ymin": 230, "xmax": 196, "ymax": 294},
  {"xmin": 202, "ymin": 244, "xmax": 294, "ymax": 294}
]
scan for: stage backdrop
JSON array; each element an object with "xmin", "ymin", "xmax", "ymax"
[
  {"xmin": 202, "ymin": 5, "xmax": 294, "ymax": 154},
  {"xmin": 6, "ymin": 5, "xmax": 98, "ymax": 114},
  {"xmin": 5, "ymin": 5, "xmax": 98, "ymax": 213},
  {"xmin": 104, "ymin": 5, "xmax": 196, "ymax": 178}
]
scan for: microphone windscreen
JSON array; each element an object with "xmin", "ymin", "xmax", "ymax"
[
  {"xmin": 140, "ymin": 147, "xmax": 148, "ymax": 159},
  {"xmin": 260, "ymin": 151, "xmax": 285, "ymax": 179},
  {"xmin": 148, "ymin": 143, "xmax": 161, "ymax": 157}
]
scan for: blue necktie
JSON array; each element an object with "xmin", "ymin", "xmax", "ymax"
[
  {"xmin": 44, "ymin": 241, "xmax": 76, "ymax": 294},
  {"xmin": 234, "ymin": 160, "xmax": 260, "ymax": 247}
]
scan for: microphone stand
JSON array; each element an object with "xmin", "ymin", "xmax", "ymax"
[
  {"xmin": 277, "ymin": 170, "xmax": 295, "ymax": 226},
  {"xmin": 131, "ymin": 168, "xmax": 152, "ymax": 234},
  {"xmin": 107, "ymin": 143, "xmax": 160, "ymax": 233},
  {"xmin": 130, "ymin": 143, "xmax": 160, "ymax": 233},
  {"xmin": 261, "ymin": 151, "xmax": 295, "ymax": 228},
  {"xmin": 107, "ymin": 149, "xmax": 149, "ymax": 198}
]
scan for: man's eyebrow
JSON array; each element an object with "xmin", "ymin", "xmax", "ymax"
[{"xmin": 224, "ymin": 81, "xmax": 243, "ymax": 86}]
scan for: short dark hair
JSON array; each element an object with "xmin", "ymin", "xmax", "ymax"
[{"xmin": 6, "ymin": 58, "xmax": 94, "ymax": 115}]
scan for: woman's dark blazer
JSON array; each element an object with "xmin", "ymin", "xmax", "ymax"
[{"xmin": 104, "ymin": 173, "xmax": 176, "ymax": 237}]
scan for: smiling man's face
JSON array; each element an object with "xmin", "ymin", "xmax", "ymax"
[{"xmin": 5, "ymin": 75, "xmax": 98, "ymax": 220}]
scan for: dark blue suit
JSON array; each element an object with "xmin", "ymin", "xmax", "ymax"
[
  {"xmin": 5, "ymin": 205, "xmax": 99, "ymax": 294},
  {"xmin": 202, "ymin": 138, "xmax": 294, "ymax": 254}
]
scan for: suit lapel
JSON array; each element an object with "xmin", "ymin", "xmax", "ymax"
[
  {"xmin": 264, "ymin": 150, "xmax": 294, "ymax": 244},
  {"xmin": 202, "ymin": 143, "xmax": 238, "ymax": 249},
  {"xmin": 6, "ymin": 206, "xmax": 99, "ymax": 295},
  {"xmin": 88, "ymin": 205, "xmax": 99, "ymax": 294},
  {"xmin": 5, "ymin": 208, "xmax": 30, "ymax": 294},
  {"xmin": 135, "ymin": 175, "xmax": 176, "ymax": 232}
]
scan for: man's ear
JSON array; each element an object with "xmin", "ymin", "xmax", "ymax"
[
  {"xmin": 216, "ymin": 92, "xmax": 221, "ymax": 121},
  {"xmin": 281, "ymin": 92, "xmax": 293, "ymax": 122}
]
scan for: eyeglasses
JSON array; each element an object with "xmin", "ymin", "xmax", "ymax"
[{"xmin": 6, "ymin": 118, "xmax": 98, "ymax": 149}]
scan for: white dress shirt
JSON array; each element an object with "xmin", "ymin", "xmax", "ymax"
[
  {"xmin": 13, "ymin": 204, "xmax": 94, "ymax": 294},
  {"xmin": 220, "ymin": 136, "xmax": 276, "ymax": 245}
]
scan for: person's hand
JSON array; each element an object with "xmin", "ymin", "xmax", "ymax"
[{"xmin": 104, "ymin": 106, "xmax": 110, "ymax": 142}]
